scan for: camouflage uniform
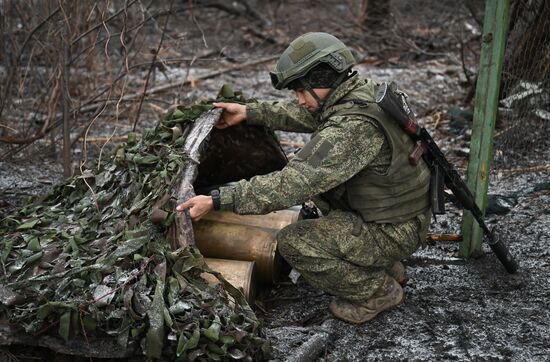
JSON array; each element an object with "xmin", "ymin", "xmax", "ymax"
[{"xmin": 219, "ymin": 74, "xmax": 430, "ymax": 301}]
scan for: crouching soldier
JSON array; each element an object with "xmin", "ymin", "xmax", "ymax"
[{"xmin": 177, "ymin": 32, "xmax": 431, "ymax": 324}]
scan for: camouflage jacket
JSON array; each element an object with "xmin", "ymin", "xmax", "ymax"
[{"xmin": 218, "ymin": 75, "xmax": 391, "ymax": 214}]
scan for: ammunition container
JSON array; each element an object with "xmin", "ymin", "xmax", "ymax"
[
  {"xmin": 201, "ymin": 209, "xmax": 300, "ymax": 230},
  {"xmin": 202, "ymin": 258, "xmax": 257, "ymax": 305},
  {"xmin": 194, "ymin": 209, "xmax": 300, "ymax": 283}
]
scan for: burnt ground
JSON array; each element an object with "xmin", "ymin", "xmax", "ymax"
[
  {"xmin": 262, "ymin": 169, "xmax": 550, "ymax": 361},
  {"xmin": 1, "ymin": 1, "xmax": 549, "ymax": 361}
]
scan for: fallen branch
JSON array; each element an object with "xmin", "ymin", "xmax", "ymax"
[
  {"xmin": 427, "ymin": 233, "xmax": 462, "ymax": 242},
  {"xmin": 78, "ymin": 135, "xmax": 140, "ymax": 143},
  {"xmin": 72, "ymin": 55, "xmax": 277, "ymax": 113},
  {"xmin": 279, "ymin": 140, "xmax": 305, "ymax": 148},
  {"xmin": 499, "ymin": 164, "xmax": 550, "ymax": 174},
  {"xmin": 0, "ymin": 113, "xmax": 50, "ymax": 144},
  {"xmin": 286, "ymin": 331, "xmax": 330, "ymax": 362},
  {"xmin": 137, "ymin": 55, "xmax": 278, "ymax": 97},
  {"xmin": 0, "ymin": 124, "xmax": 18, "ymax": 132}
]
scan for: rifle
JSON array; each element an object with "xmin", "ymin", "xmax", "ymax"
[{"xmin": 376, "ymin": 82, "xmax": 518, "ymax": 273}]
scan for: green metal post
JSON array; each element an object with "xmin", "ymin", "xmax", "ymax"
[{"xmin": 460, "ymin": 0, "xmax": 510, "ymax": 258}]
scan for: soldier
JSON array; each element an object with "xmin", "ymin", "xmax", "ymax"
[{"xmin": 177, "ymin": 32, "xmax": 431, "ymax": 324}]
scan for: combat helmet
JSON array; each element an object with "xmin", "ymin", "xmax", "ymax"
[{"xmin": 270, "ymin": 32, "xmax": 356, "ymax": 90}]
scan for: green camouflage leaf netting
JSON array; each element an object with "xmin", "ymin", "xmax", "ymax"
[{"xmin": 0, "ymin": 89, "xmax": 270, "ymax": 361}]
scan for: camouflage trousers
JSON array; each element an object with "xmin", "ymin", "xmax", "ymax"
[{"xmin": 277, "ymin": 209, "xmax": 430, "ymax": 301}]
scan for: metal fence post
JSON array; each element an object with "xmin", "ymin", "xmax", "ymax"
[{"xmin": 460, "ymin": 0, "xmax": 510, "ymax": 257}]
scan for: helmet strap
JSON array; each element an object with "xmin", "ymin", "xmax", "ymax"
[
  {"xmin": 299, "ymin": 70, "xmax": 352, "ymax": 113},
  {"xmin": 299, "ymin": 79, "xmax": 325, "ymax": 109}
]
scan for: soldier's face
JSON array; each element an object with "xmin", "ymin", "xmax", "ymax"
[{"xmin": 294, "ymin": 88, "xmax": 331, "ymax": 113}]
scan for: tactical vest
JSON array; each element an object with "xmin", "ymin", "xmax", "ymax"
[{"xmin": 320, "ymin": 79, "xmax": 431, "ymax": 223}]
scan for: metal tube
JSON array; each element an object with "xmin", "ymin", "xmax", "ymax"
[
  {"xmin": 194, "ymin": 209, "xmax": 300, "ymax": 283},
  {"xmin": 202, "ymin": 258, "xmax": 257, "ymax": 305}
]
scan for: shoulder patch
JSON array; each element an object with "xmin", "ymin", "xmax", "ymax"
[{"xmin": 296, "ymin": 135, "xmax": 333, "ymax": 168}]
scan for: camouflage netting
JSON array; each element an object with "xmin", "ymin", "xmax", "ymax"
[{"xmin": 0, "ymin": 91, "xmax": 271, "ymax": 360}]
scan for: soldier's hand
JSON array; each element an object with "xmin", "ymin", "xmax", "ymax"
[
  {"xmin": 176, "ymin": 195, "xmax": 213, "ymax": 221},
  {"xmin": 213, "ymin": 102, "xmax": 246, "ymax": 129}
]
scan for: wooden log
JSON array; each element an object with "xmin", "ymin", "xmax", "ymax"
[
  {"xmin": 171, "ymin": 108, "xmax": 222, "ymax": 248},
  {"xmin": 286, "ymin": 331, "xmax": 330, "ymax": 362},
  {"xmin": 427, "ymin": 233, "xmax": 462, "ymax": 242}
]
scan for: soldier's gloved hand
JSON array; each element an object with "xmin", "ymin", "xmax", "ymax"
[
  {"xmin": 176, "ymin": 195, "xmax": 213, "ymax": 221},
  {"xmin": 213, "ymin": 102, "xmax": 246, "ymax": 129}
]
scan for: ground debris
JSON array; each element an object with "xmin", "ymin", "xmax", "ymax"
[{"xmin": 266, "ymin": 324, "xmax": 331, "ymax": 362}]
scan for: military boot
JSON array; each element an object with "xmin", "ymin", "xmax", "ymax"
[
  {"xmin": 329, "ymin": 275, "xmax": 404, "ymax": 324},
  {"xmin": 387, "ymin": 261, "xmax": 408, "ymax": 286}
]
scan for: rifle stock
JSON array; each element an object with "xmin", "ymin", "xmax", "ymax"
[{"xmin": 376, "ymin": 82, "xmax": 518, "ymax": 273}]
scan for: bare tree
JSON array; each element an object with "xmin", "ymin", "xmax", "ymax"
[{"xmin": 358, "ymin": 0, "xmax": 391, "ymax": 28}]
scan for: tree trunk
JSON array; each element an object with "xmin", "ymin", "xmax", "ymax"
[{"xmin": 358, "ymin": 0, "xmax": 391, "ymax": 28}]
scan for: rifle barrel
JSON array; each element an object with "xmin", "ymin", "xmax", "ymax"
[{"xmin": 425, "ymin": 130, "xmax": 518, "ymax": 273}]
